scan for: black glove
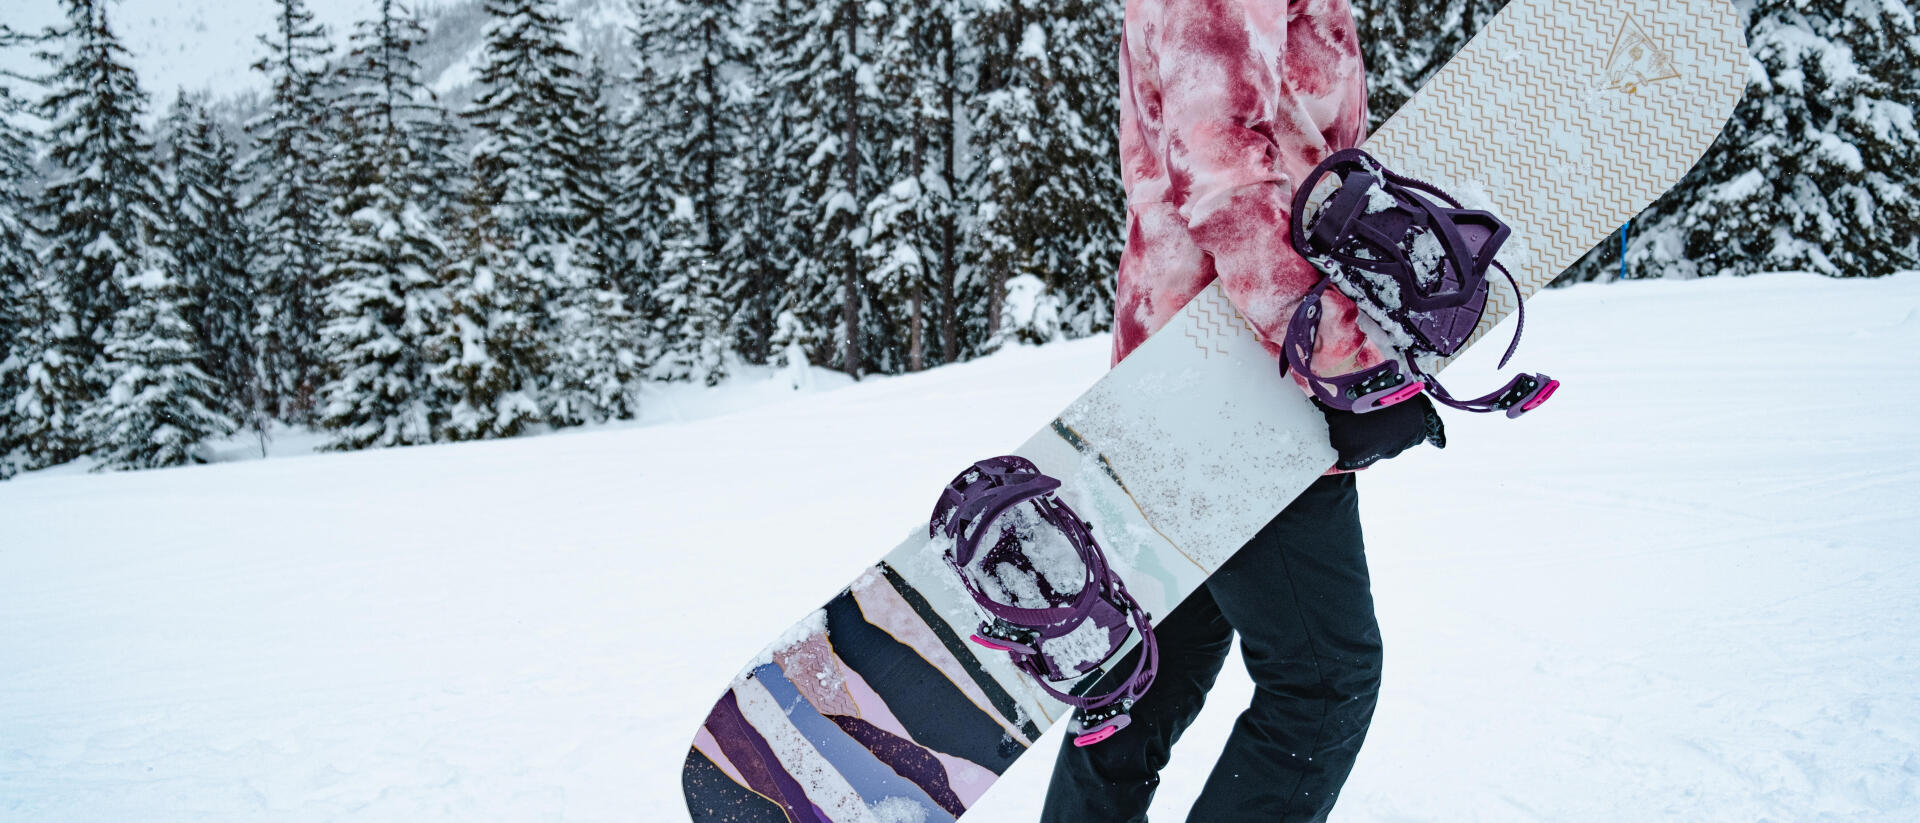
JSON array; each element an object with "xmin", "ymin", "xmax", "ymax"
[{"xmin": 1317, "ymin": 393, "xmax": 1446, "ymax": 471}]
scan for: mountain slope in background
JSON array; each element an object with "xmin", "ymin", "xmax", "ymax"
[
  {"xmin": 4, "ymin": 272, "xmax": 1918, "ymax": 821},
  {"xmin": 2, "ymin": 0, "xmax": 638, "ymax": 113}
]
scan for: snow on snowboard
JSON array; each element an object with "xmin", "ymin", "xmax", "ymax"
[{"xmin": 682, "ymin": 1, "xmax": 1746, "ymax": 820}]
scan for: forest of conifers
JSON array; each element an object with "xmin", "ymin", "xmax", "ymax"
[{"xmin": 0, "ymin": 0, "xmax": 1912, "ymax": 475}]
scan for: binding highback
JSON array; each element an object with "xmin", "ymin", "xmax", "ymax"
[{"xmin": 1284, "ymin": 148, "xmax": 1559, "ymax": 418}]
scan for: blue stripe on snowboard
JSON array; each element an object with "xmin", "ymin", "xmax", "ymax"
[{"xmin": 754, "ymin": 664, "xmax": 955, "ymax": 823}]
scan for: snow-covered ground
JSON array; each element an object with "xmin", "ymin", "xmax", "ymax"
[{"xmin": 4, "ymin": 272, "xmax": 1918, "ymax": 822}]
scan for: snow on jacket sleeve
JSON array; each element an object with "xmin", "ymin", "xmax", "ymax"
[{"xmin": 1113, "ymin": 0, "xmax": 1383, "ymax": 385}]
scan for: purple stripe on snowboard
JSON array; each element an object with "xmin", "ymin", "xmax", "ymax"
[
  {"xmin": 828, "ymin": 713, "xmax": 970, "ymax": 817},
  {"xmin": 705, "ymin": 690, "xmax": 832, "ymax": 823}
]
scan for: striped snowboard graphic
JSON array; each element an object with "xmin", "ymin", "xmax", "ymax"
[{"xmin": 684, "ymin": 1, "xmax": 1746, "ymax": 819}]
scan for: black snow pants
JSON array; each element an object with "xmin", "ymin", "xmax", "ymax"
[{"xmin": 1039, "ymin": 473, "xmax": 1381, "ymax": 823}]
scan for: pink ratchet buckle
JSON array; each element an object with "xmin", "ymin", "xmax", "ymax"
[
  {"xmin": 1072, "ymin": 714, "xmax": 1132, "ymax": 747},
  {"xmin": 1505, "ymin": 376, "xmax": 1559, "ymax": 418}
]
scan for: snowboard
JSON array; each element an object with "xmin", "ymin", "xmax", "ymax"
[{"xmin": 683, "ymin": 1, "xmax": 1747, "ymax": 820}]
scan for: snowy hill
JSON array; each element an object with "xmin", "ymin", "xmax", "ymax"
[
  {"xmin": 2, "ymin": 0, "xmax": 638, "ymax": 109},
  {"xmin": 3, "ymin": 272, "xmax": 1919, "ymax": 821}
]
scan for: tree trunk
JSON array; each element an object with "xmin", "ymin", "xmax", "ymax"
[
  {"xmin": 908, "ymin": 282, "xmax": 924, "ymax": 372},
  {"xmin": 938, "ymin": 18, "xmax": 959, "ymax": 365},
  {"xmin": 839, "ymin": 0, "xmax": 863, "ymax": 378},
  {"xmin": 909, "ymin": 92, "xmax": 929, "ymax": 372}
]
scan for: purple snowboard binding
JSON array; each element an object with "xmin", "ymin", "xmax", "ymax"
[
  {"xmin": 1284, "ymin": 147, "xmax": 1559, "ymax": 418},
  {"xmin": 930, "ymin": 456, "xmax": 1158, "ymax": 748}
]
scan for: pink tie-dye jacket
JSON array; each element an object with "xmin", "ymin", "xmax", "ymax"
[{"xmin": 1113, "ymin": 0, "xmax": 1384, "ymax": 384}]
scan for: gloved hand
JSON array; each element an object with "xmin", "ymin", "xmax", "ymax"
[{"xmin": 1317, "ymin": 393, "xmax": 1446, "ymax": 471}]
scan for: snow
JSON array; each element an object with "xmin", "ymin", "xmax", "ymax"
[
  {"xmin": 3, "ymin": 272, "xmax": 1919, "ymax": 821},
  {"xmin": 1713, "ymin": 168, "xmax": 1769, "ymax": 203}
]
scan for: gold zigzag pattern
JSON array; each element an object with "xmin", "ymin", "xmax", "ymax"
[
  {"xmin": 1365, "ymin": 0, "xmax": 1746, "ymax": 361},
  {"xmin": 1182, "ymin": 288, "xmax": 1245, "ymax": 358}
]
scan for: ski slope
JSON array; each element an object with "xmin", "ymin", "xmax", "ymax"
[{"xmin": 3, "ymin": 272, "xmax": 1918, "ymax": 822}]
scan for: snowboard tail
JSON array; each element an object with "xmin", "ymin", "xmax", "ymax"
[
  {"xmin": 684, "ymin": 566, "xmax": 1036, "ymax": 823},
  {"xmin": 684, "ymin": 0, "xmax": 1746, "ymax": 819}
]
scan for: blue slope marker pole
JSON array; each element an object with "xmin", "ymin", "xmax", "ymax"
[{"xmin": 1617, "ymin": 219, "xmax": 1630, "ymax": 282}]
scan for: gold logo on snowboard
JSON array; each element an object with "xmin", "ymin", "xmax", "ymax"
[{"xmin": 1604, "ymin": 16, "xmax": 1681, "ymax": 93}]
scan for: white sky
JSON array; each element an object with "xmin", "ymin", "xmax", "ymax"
[{"xmin": 3, "ymin": 1, "xmax": 380, "ymax": 107}]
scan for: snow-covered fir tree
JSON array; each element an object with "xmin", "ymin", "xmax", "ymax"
[
  {"xmin": 650, "ymin": 196, "xmax": 734, "ymax": 385},
  {"xmin": 548, "ymin": 277, "xmax": 641, "ymax": 421},
  {"xmin": 967, "ymin": 0, "xmax": 1050, "ymax": 352},
  {"xmin": 575, "ymin": 58, "xmax": 634, "ymax": 320},
  {"xmin": 723, "ymin": 58, "xmax": 782, "ymax": 365},
  {"xmin": 612, "ymin": 51, "xmax": 677, "ymax": 326},
  {"xmin": 629, "ymin": 0, "xmax": 755, "ymax": 378},
  {"xmin": 0, "ymin": 24, "xmax": 45, "ymax": 476},
  {"xmin": 631, "ymin": 0, "xmax": 741, "ymax": 263},
  {"xmin": 862, "ymin": 0, "xmax": 956, "ymax": 372},
  {"xmin": 429, "ymin": 186, "xmax": 546, "ymax": 441},
  {"xmin": 1565, "ymin": 0, "xmax": 1920, "ymax": 281},
  {"xmin": 246, "ymin": 0, "xmax": 336, "ymax": 421},
  {"xmin": 84, "ymin": 265, "xmax": 237, "ymax": 471},
  {"xmin": 1350, "ymin": 0, "xmax": 1507, "ymax": 129},
  {"xmin": 927, "ymin": 8, "xmax": 966, "ymax": 367},
  {"xmin": 33, "ymin": 0, "xmax": 170, "ymax": 380},
  {"xmin": 740, "ymin": 0, "xmax": 819, "ymax": 369},
  {"xmin": 548, "ymin": 58, "xmax": 641, "ymax": 425},
  {"xmin": 159, "ymin": 93, "xmax": 261, "ymax": 433},
  {"xmin": 4, "ymin": 286, "xmax": 92, "ymax": 471},
  {"xmin": 314, "ymin": 0, "xmax": 459, "ymax": 450},
  {"xmin": 1020, "ymin": 0, "xmax": 1122, "ymax": 339},
  {"xmin": 37, "ymin": 3, "xmax": 236, "ymax": 471},
  {"xmin": 773, "ymin": 0, "xmax": 875, "ymax": 376},
  {"xmin": 462, "ymin": 0, "xmax": 590, "ymax": 257},
  {"xmin": 462, "ymin": 0, "xmax": 605, "ymax": 423}
]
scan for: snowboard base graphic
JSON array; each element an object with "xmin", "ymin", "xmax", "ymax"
[{"xmin": 683, "ymin": 1, "xmax": 1746, "ymax": 820}]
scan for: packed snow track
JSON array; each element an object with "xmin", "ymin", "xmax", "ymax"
[{"xmin": 3, "ymin": 272, "xmax": 1917, "ymax": 821}]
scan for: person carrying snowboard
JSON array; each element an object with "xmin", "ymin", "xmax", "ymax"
[{"xmin": 1040, "ymin": 1, "xmax": 1443, "ymax": 820}]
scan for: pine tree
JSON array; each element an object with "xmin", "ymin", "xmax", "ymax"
[
  {"xmin": 462, "ymin": 0, "xmax": 590, "ymax": 254},
  {"xmin": 1564, "ymin": 0, "xmax": 1920, "ymax": 281},
  {"xmin": 1032, "ymin": 0, "xmax": 1123, "ymax": 338},
  {"xmin": 612, "ymin": 54, "xmax": 676, "ymax": 327},
  {"xmin": 549, "ymin": 58, "xmax": 641, "ymax": 425},
  {"xmin": 650, "ymin": 197, "xmax": 734, "ymax": 385},
  {"xmin": 630, "ymin": 0, "xmax": 755, "ymax": 379},
  {"xmin": 967, "ymin": 0, "xmax": 1051, "ymax": 354},
  {"xmin": 246, "ymin": 0, "xmax": 336, "ymax": 421},
  {"xmin": 738, "ymin": 0, "xmax": 818, "ymax": 368},
  {"xmin": 3, "ymin": 288, "xmax": 92, "ymax": 470},
  {"xmin": 863, "ymin": 1, "xmax": 953, "ymax": 372},
  {"xmin": 632, "ymin": 0, "xmax": 741, "ymax": 260},
  {"xmin": 160, "ymin": 93, "xmax": 262, "ymax": 433},
  {"xmin": 34, "ymin": 0, "xmax": 169, "ymax": 380},
  {"xmin": 429, "ymin": 187, "xmax": 546, "ymax": 442},
  {"xmin": 773, "ymin": 0, "xmax": 874, "ymax": 376},
  {"xmin": 84, "ymin": 265, "xmax": 237, "ymax": 470},
  {"xmin": 577, "ymin": 58, "xmax": 635, "ymax": 321},
  {"xmin": 462, "ymin": 0, "xmax": 600, "ymax": 422},
  {"xmin": 1350, "ymin": 0, "xmax": 1508, "ymax": 130},
  {"xmin": 314, "ymin": 0, "xmax": 458, "ymax": 450},
  {"xmin": 928, "ymin": 7, "xmax": 966, "ymax": 367},
  {"xmin": 0, "ymin": 25, "xmax": 46, "ymax": 476}
]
